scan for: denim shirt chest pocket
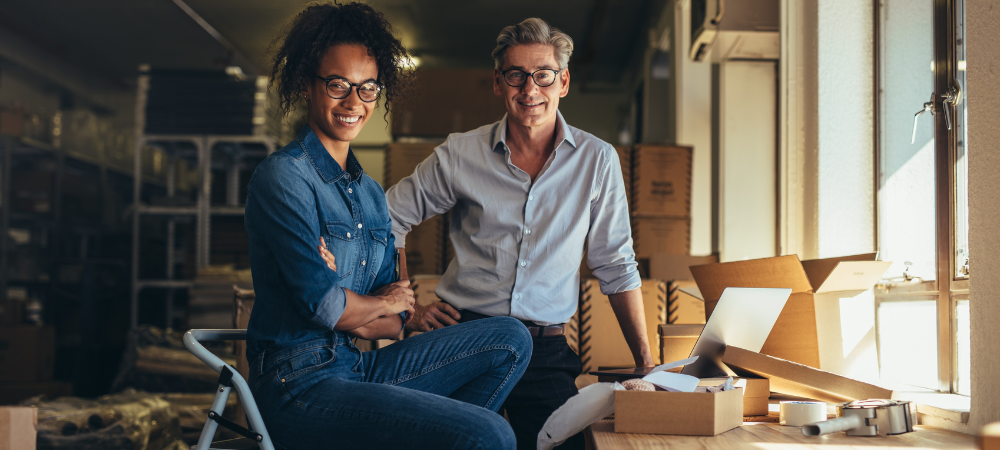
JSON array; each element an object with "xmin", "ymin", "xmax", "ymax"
[
  {"xmin": 325, "ymin": 221, "xmax": 359, "ymax": 283},
  {"xmin": 367, "ymin": 226, "xmax": 388, "ymax": 279}
]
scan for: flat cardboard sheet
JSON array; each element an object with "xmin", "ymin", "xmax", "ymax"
[{"xmin": 722, "ymin": 346, "xmax": 894, "ymax": 403}]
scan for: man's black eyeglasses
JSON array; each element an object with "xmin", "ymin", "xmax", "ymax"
[
  {"xmin": 315, "ymin": 75, "xmax": 382, "ymax": 102},
  {"xmin": 500, "ymin": 69, "xmax": 562, "ymax": 88}
]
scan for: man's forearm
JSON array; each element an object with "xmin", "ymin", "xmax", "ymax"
[{"xmin": 608, "ymin": 288, "xmax": 655, "ymax": 367}]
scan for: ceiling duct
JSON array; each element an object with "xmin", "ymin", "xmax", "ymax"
[{"xmin": 689, "ymin": 0, "xmax": 779, "ymax": 62}]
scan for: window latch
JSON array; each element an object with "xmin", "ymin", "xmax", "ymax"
[{"xmin": 911, "ymin": 94, "xmax": 935, "ymax": 144}]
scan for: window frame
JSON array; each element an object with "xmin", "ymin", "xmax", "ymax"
[{"xmin": 873, "ymin": 0, "xmax": 967, "ymax": 394}]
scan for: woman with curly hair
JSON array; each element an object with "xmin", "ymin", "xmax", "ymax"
[{"xmin": 243, "ymin": 3, "xmax": 531, "ymax": 448}]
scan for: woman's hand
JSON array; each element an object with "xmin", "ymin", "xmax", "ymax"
[
  {"xmin": 373, "ymin": 280, "xmax": 415, "ymax": 318},
  {"xmin": 318, "ymin": 237, "xmax": 336, "ymax": 271}
]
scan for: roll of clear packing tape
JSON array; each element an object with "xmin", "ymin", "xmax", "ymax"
[{"xmin": 780, "ymin": 401, "xmax": 828, "ymax": 427}]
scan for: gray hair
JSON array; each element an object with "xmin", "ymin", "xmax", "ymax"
[{"xmin": 492, "ymin": 18, "xmax": 574, "ymax": 70}]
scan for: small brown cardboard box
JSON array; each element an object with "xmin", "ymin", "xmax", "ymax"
[
  {"xmin": 0, "ymin": 406, "xmax": 37, "ymax": 450},
  {"xmin": 631, "ymin": 217, "xmax": 690, "ymax": 259},
  {"xmin": 690, "ymin": 253, "xmax": 891, "ymax": 370},
  {"xmin": 658, "ymin": 324, "xmax": 703, "ymax": 366},
  {"xmin": 698, "ymin": 377, "xmax": 770, "ymax": 416},
  {"xmin": 614, "ymin": 387, "xmax": 743, "ymax": 435},
  {"xmin": 630, "ymin": 145, "xmax": 692, "ymax": 218},
  {"xmin": 0, "ymin": 327, "xmax": 54, "ymax": 382},
  {"xmin": 722, "ymin": 346, "xmax": 893, "ymax": 403},
  {"xmin": 578, "ymin": 279, "xmax": 666, "ymax": 371},
  {"xmin": 981, "ymin": 422, "xmax": 1000, "ymax": 450}
]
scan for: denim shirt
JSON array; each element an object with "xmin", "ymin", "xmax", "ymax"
[{"xmin": 244, "ymin": 126, "xmax": 397, "ymax": 362}]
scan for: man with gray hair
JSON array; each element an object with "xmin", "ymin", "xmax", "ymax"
[{"xmin": 386, "ymin": 17, "xmax": 652, "ymax": 449}]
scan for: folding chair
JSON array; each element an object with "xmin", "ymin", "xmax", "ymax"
[{"xmin": 183, "ymin": 329, "xmax": 277, "ymax": 450}]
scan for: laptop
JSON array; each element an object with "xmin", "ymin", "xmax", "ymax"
[{"xmin": 680, "ymin": 287, "xmax": 791, "ymax": 377}]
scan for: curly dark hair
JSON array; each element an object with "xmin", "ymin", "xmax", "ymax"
[{"xmin": 269, "ymin": 2, "xmax": 410, "ymax": 119}]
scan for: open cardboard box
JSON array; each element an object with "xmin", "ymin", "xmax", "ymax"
[
  {"xmin": 615, "ymin": 387, "xmax": 743, "ymax": 435},
  {"xmin": 690, "ymin": 253, "xmax": 891, "ymax": 375}
]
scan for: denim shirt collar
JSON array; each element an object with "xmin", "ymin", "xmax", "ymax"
[
  {"xmin": 296, "ymin": 125, "xmax": 364, "ymax": 183},
  {"xmin": 492, "ymin": 110, "xmax": 577, "ymax": 154}
]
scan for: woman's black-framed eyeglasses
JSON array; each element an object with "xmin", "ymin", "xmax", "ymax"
[
  {"xmin": 500, "ymin": 69, "xmax": 561, "ymax": 88},
  {"xmin": 315, "ymin": 75, "xmax": 383, "ymax": 102}
]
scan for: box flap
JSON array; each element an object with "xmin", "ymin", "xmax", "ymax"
[
  {"xmin": 689, "ymin": 255, "xmax": 812, "ymax": 302},
  {"xmin": 800, "ymin": 253, "xmax": 878, "ymax": 290},
  {"xmin": 650, "ymin": 254, "xmax": 719, "ymax": 281},
  {"xmin": 813, "ymin": 261, "xmax": 893, "ymax": 293},
  {"xmin": 658, "ymin": 324, "xmax": 705, "ymax": 337},
  {"xmin": 722, "ymin": 346, "xmax": 893, "ymax": 403}
]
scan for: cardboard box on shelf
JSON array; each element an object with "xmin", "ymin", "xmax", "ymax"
[
  {"xmin": 404, "ymin": 216, "xmax": 445, "ymax": 276},
  {"xmin": 0, "ymin": 406, "xmax": 37, "ymax": 450},
  {"xmin": 384, "ymin": 143, "xmax": 439, "ymax": 187},
  {"xmin": 392, "ymin": 68, "xmax": 507, "ymax": 137},
  {"xmin": 630, "ymin": 145, "xmax": 692, "ymax": 218},
  {"xmin": 722, "ymin": 345, "xmax": 893, "ymax": 403},
  {"xmin": 631, "ymin": 216, "xmax": 690, "ymax": 260},
  {"xmin": 0, "ymin": 110, "xmax": 25, "ymax": 136},
  {"xmin": 0, "ymin": 381, "xmax": 72, "ymax": 405},
  {"xmin": 659, "ymin": 324, "xmax": 703, "ymax": 365},
  {"xmin": 690, "ymin": 253, "xmax": 891, "ymax": 371},
  {"xmin": 578, "ymin": 279, "xmax": 667, "ymax": 371},
  {"xmin": 0, "ymin": 327, "xmax": 54, "ymax": 382},
  {"xmin": 615, "ymin": 387, "xmax": 743, "ymax": 435}
]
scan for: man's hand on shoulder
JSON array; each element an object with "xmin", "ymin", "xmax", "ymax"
[{"xmin": 404, "ymin": 301, "xmax": 461, "ymax": 332}]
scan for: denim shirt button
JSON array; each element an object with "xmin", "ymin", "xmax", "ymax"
[
  {"xmin": 346, "ymin": 232, "xmax": 351, "ymax": 238},
  {"xmin": 362, "ymin": 260, "xmax": 366, "ymax": 266},
  {"xmin": 348, "ymin": 188, "xmax": 353, "ymax": 194},
  {"xmin": 357, "ymin": 223, "xmax": 363, "ymax": 229}
]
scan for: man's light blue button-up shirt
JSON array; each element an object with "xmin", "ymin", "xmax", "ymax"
[{"xmin": 386, "ymin": 112, "xmax": 640, "ymax": 326}]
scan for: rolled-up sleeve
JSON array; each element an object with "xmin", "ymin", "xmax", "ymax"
[
  {"xmin": 586, "ymin": 147, "xmax": 641, "ymax": 295},
  {"xmin": 245, "ymin": 159, "xmax": 346, "ymax": 329},
  {"xmin": 385, "ymin": 141, "xmax": 457, "ymax": 247}
]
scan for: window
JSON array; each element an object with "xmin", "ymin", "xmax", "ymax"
[{"xmin": 875, "ymin": 0, "xmax": 969, "ymax": 394}]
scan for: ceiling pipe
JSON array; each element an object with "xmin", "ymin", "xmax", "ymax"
[{"xmin": 170, "ymin": 0, "xmax": 262, "ymax": 76}]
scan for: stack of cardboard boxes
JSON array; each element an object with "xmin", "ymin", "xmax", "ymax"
[
  {"xmin": 384, "ymin": 143, "xmax": 446, "ymax": 277},
  {"xmin": 0, "ymin": 294, "xmax": 68, "ymax": 405},
  {"xmin": 630, "ymin": 145, "xmax": 693, "ymax": 271}
]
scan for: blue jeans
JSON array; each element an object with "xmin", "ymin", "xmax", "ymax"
[{"xmin": 249, "ymin": 317, "xmax": 532, "ymax": 450}]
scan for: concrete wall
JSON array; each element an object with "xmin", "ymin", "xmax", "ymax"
[
  {"xmin": 967, "ymin": 0, "xmax": 1000, "ymax": 433},
  {"xmin": 781, "ymin": 0, "xmax": 875, "ymax": 260},
  {"xmin": 816, "ymin": 0, "xmax": 876, "ymax": 258}
]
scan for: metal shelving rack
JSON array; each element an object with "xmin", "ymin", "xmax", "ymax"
[{"xmin": 129, "ymin": 67, "xmax": 275, "ymax": 329}]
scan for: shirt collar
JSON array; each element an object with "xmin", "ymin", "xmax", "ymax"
[
  {"xmin": 296, "ymin": 125, "xmax": 364, "ymax": 183},
  {"xmin": 492, "ymin": 110, "xmax": 577, "ymax": 153}
]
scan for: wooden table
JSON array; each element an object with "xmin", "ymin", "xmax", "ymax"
[{"xmin": 588, "ymin": 419, "xmax": 976, "ymax": 449}]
